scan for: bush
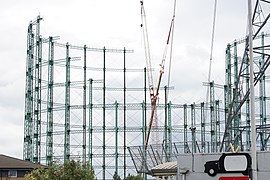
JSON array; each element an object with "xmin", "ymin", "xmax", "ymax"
[
  {"xmin": 113, "ymin": 171, "xmax": 121, "ymax": 180},
  {"xmin": 125, "ymin": 173, "xmax": 143, "ymax": 180},
  {"xmin": 25, "ymin": 160, "xmax": 95, "ymax": 180}
]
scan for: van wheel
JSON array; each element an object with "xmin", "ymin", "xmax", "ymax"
[{"xmin": 207, "ymin": 168, "xmax": 217, "ymax": 177}]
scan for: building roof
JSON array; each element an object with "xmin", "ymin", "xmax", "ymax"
[
  {"xmin": 0, "ymin": 154, "xmax": 44, "ymax": 169},
  {"xmin": 151, "ymin": 161, "xmax": 177, "ymax": 176}
]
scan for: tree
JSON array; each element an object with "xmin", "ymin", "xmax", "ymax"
[
  {"xmin": 113, "ymin": 171, "xmax": 121, "ymax": 180},
  {"xmin": 25, "ymin": 160, "xmax": 95, "ymax": 180},
  {"xmin": 125, "ymin": 173, "xmax": 143, "ymax": 180}
]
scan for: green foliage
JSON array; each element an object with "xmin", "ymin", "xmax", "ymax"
[
  {"xmin": 125, "ymin": 173, "xmax": 143, "ymax": 180},
  {"xmin": 113, "ymin": 171, "xmax": 121, "ymax": 180},
  {"xmin": 24, "ymin": 160, "xmax": 95, "ymax": 180},
  {"xmin": 113, "ymin": 172, "xmax": 121, "ymax": 180}
]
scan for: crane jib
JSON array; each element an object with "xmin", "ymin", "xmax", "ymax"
[{"xmin": 140, "ymin": 0, "xmax": 176, "ymax": 151}]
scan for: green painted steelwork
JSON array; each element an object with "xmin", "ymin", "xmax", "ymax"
[
  {"xmin": 25, "ymin": 16, "xmax": 270, "ymax": 179},
  {"xmin": 88, "ymin": 79, "xmax": 93, "ymax": 165},
  {"xmin": 143, "ymin": 67, "xmax": 147, "ymax": 180},
  {"xmin": 24, "ymin": 22, "xmax": 34, "ymax": 161},
  {"xmin": 33, "ymin": 35, "xmax": 42, "ymax": 163},
  {"xmin": 191, "ymin": 103, "xmax": 196, "ymax": 153},
  {"xmin": 46, "ymin": 37, "xmax": 54, "ymax": 165},
  {"xmin": 183, "ymin": 104, "xmax": 188, "ymax": 153},
  {"xmin": 102, "ymin": 47, "xmax": 106, "ymax": 180},
  {"xmin": 164, "ymin": 86, "xmax": 168, "ymax": 159},
  {"xmin": 233, "ymin": 41, "xmax": 240, "ymax": 148},
  {"xmin": 215, "ymin": 100, "xmax": 220, "ymax": 151},
  {"xmin": 123, "ymin": 47, "xmax": 127, "ymax": 179},
  {"xmin": 83, "ymin": 45, "xmax": 87, "ymax": 164},
  {"xmin": 210, "ymin": 81, "xmax": 216, "ymax": 152},
  {"xmin": 260, "ymin": 32, "xmax": 267, "ymax": 150},
  {"xmin": 225, "ymin": 44, "xmax": 232, "ymax": 149},
  {"xmin": 115, "ymin": 101, "xmax": 119, "ymax": 176},
  {"xmin": 142, "ymin": 101, "xmax": 146, "ymax": 180},
  {"xmin": 168, "ymin": 101, "xmax": 172, "ymax": 161},
  {"xmin": 245, "ymin": 38, "xmax": 251, "ymax": 151},
  {"xmin": 64, "ymin": 43, "xmax": 70, "ymax": 161},
  {"xmin": 201, "ymin": 102, "xmax": 206, "ymax": 153}
]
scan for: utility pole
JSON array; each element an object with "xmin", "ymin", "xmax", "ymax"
[{"xmin": 248, "ymin": 0, "xmax": 257, "ymax": 179}]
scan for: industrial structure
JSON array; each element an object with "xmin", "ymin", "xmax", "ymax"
[{"xmin": 23, "ymin": 0, "xmax": 270, "ymax": 179}]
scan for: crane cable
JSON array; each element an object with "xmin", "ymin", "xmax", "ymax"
[
  {"xmin": 206, "ymin": 0, "xmax": 218, "ymax": 111},
  {"xmin": 141, "ymin": 0, "xmax": 178, "ymax": 149},
  {"xmin": 140, "ymin": 0, "xmax": 154, "ymax": 99},
  {"xmin": 166, "ymin": 0, "xmax": 177, "ymax": 100}
]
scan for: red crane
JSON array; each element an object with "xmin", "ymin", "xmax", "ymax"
[{"xmin": 140, "ymin": 0, "xmax": 176, "ymax": 150}]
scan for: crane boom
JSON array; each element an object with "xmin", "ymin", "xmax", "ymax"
[
  {"xmin": 144, "ymin": 16, "xmax": 175, "ymax": 149},
  {"xmin": 140, "ymin": 1, "xmax": 155, "ymax": 99},
  {"xmin": 138, "ymin": 1, "xmax": 177, "ymax": 175},
  {"xmin": 140, "ymin": 0, "xmax": 176, "ymax": 150}
]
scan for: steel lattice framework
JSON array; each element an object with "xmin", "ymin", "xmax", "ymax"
[
  {"xmin": 221, "ymin": 0, "xmax": 270, "ymax": 152},
  {"xmin": 23, "ymin": 16, "xmax": 225, "ymax": 179},
  {"xmin": 23, "ymin": 1, "xmax": 270, "ymax": 177}
]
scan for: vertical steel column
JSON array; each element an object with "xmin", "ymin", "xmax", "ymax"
[
  {"xmin": 168, "ymin": 101, "xmax": 172, "ymax": 161},
  {"xmin": 46, "ymin": 37, "xmax": 54, "ymax": 165},
  {"xmin": 38, "ymin": 37, "xmax": 42, "ymax": 163},
  {"xmin": 102, "ymin": 47, "xmax": 106, "ymax": 179},
  {"xmin": 82, "ymin": 45, "xmax": 87, "ymax": 164},
  {"xmin": 143, "ymin": 67, "xmax": 147, "ymax": 180},
  {"xmin": 201, "ymin": 102, "xmax": 205, "ymax": 152},
  {"xmin": 245, "ymin": 45, "xmax": 251, "ymax": 150},
  {"xmin": 115, "ymin": 101, "xmax": 119, "ymax": 176},
  {"xmin": 64, "ymin": 43, "xmax": 70, "ymax": 161},
  {"xmin": 210, "ymin": 81, "xmax": 216, "ymax": 152},
  {"xmin": 233, "ymin": 41, "xmax": 240, "ymax": 148},
  {"xmin": 215, "ymin": 100, "xmax": 220, "ymax": 151},
  {"xmin": 33, "ymin": 17, "xmax": 42, "ymax": 163},
  {"xmin": 141, "ymin": 101, "xmax": 146, "ymax": 176},
  {"xmin": 88, "ymin": 79, "xmax": 93, "ymax": 164},
  {"xmin": 190, "ymin": 103, "xmax": 196, "ymax": 153},
  {"xmin": 164, "ymin": 86, "xmax": 168, "ymax": 156},
  {"xmin": 24, "ymin": 23, "xmax": 34, "ymax": 161},
  {"xmin": 225, "ymin": 44, "xmax": 232, "ymax": 149},
  {"xmin": 259, "ymin": 32, "xmax": 267, "ymax": 150},
  {"xmin": 183, "ymin": 104, "xmax": 188, "ymax": 153},
  {"xmin": 123, "ymin": 47, "xmax": 127, "ymax": 178},
  {"xmin": 223, "ymin": 85, "xmax": 228, "ymax": 150},
  {"xmin": 144, "ymin": 68, "xmax": 147, "ymax": 143}
]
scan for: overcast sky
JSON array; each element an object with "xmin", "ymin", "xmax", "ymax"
[{"xmin": 0, "ymin": 0, "xmax": 250, "ymax": 159}]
